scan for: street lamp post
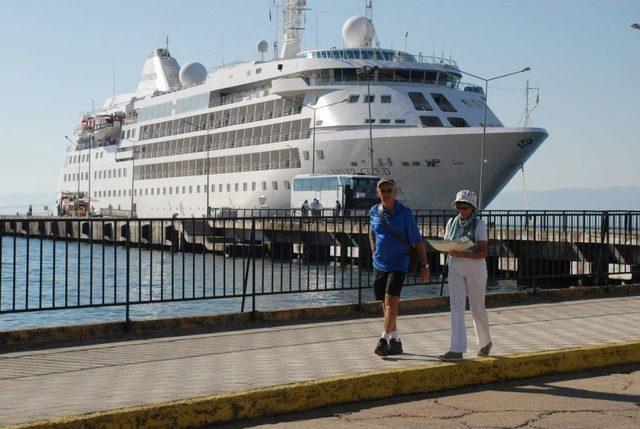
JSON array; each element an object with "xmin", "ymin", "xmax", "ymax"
[
  {"xmin": 206, "ymin": 137, "xmax": 211, "ymax": 217},
  {"xmin": 88, "ymin": 136, "xmax": 93, "ymax": 215},
  {"xmin": 455, "ymin": 67, "xmax": 531, "ymax": 209},
  {"xmin": 362, "ymin": 65, "xmax": 379, "ymax": 175},
  {"xmin": 130, "ymin": 140, "xmax": 136, "ymax": 216},
  {"xmin": 64, "ymin": 136, "xmax": 83, "ymax": 216}
]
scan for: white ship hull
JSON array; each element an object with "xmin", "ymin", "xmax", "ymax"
[{"xmin": 56, "ymin": 126, "xmax": 546, "ymax": 217}]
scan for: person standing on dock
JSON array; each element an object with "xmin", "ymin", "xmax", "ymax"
[
  {"xmin": 438, "ymin": 190, "xmax": 492, "ymax": 361},
  {"xmin": 301, "ymin": 200, "xmax": 309, "ymax": 217},
  {"xmin": 369, "ymin": 177, "xmax": 430, "ymax": 357},
  {"xmin": 334, "ymin": 200, "xmax": 342, "ymax": 217},
  {"xmin": 310, "ymin": 198, "xmax": 322, "ymax": 217}
]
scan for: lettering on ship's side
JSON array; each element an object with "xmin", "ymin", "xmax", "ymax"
[{"xmin": 332, "ymin": 166, "xmax": 392, "ymax": 176}]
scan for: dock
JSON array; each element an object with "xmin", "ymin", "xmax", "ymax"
[
  {"xmin": 1, "ymin": 290, "xmax": 639, "ymax": 428},
  {"xmin": 1, "ymin": 210, "xmax": 638, "ymax": 286}
]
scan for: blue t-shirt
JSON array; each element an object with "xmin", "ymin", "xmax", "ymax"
[{"xmin": 369, "ymin": 202, "xmax": 423, "ymax": 273}]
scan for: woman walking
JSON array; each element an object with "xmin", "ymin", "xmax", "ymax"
[{"xmin": 439, "ymin": 190, "xmax": 492, "ymax": 361}]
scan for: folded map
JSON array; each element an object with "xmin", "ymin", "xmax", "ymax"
[{"xmin": 426, "ymin": 236, "xmax": 475, "ymax": 253}]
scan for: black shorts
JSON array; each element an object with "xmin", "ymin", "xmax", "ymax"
[{"xmin": 373, "ymin": 269, "xmax": 405, "ymax": 300}]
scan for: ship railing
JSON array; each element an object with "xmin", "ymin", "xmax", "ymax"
[
  {"xmin": 123, "ymin": 116, "xmax": 138, "ymax": 125},
  {"xmin": 0, "ymin": 210, "xmax": 638, "ymax": 324},
  {"xmin": 210, "ymin": 86, "xmax": 272, "ymax": 108},
  {"xmin": 308, "ymin": 77, "xmax": 461, "ymax": 91},
  {"xmin": 208, "ymin": 61, "xmax": 247, "ymax": 74},
  {"xmin": 139, "ymin": 107, "xmax": 304, "ymax": 141},
  {"xmin": 134, "ymin": 130, "xmax": 310, "ymax": 160},
  {"xmin": 134, "ymin": 159, "xmax": 302, "ymax": 180}
]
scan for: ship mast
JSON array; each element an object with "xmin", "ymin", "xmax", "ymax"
[
  {"xmin": 520, "ymin": 80, "xmax": 540, "ymax": 210},
  {"xmin": 280, "ymin": 0, "xmax": 307, "ymax": 59},
  {"xmin": 523, "ymin": 80, "xmax": 540, "ymax": 127}
]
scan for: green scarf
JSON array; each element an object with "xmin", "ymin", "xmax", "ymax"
[{"xmin": 446, "ymin": 211, "xmax": 478, "ymax": 243}]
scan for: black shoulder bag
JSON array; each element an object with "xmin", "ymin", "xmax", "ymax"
[{"xmin": 377, "ymin": 204, "xmax": 421, "ymax": 275}]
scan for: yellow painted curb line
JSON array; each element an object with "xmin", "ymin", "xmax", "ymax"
[{"xmin": 8, "ymin": 340, "xmax": 640, "ymax": 429}]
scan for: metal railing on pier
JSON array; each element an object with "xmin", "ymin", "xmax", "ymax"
[{"xmin": 0, "ymin": 211, "xmax": 638, "ymax": 323}]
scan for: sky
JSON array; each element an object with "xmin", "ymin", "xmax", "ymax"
[{"xmin": 0, "ymin": 0, "xmax": 638, "ymax": 203}]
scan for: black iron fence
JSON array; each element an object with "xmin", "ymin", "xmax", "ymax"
[{"xmin": 0, "ymin": 210, "xmax": 638, "ymax": 322}]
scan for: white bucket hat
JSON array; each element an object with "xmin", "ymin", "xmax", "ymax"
[{"xmin": 451, "ymin": 190, "xmax": 478, "ymax": 210}]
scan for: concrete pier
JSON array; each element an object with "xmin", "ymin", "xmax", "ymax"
[{"xmin": 2, "ymin": 215, "xmax": 639, "ymax": 286}]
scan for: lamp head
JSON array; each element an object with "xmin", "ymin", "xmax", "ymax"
[
  {"xmin": 632, "ymin": 23, "xmax": 640, "ymax": 30},
  {"xmin": 522, "ymin": 67, "xmax": 531, "ymax": 72}
]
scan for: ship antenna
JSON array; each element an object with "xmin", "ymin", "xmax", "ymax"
[
  {"xmin": 522, "ymin": 80, "xmax": 540, "ymax": 127},
  {"xmin": 165, "ymin": 36, "xmax": 169, "ymax": 52},
  {"xmin": 365, "ymin": 0, "xmax": 380, "ymax": 48},
  {"xmin": 272, "ymin": 0, "xmax": 279, "ymax": 59}
]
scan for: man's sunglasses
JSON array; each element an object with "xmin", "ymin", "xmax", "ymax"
[{"xmin": 378, "ymin": 187, "xmax": 395, "ymax": 194}]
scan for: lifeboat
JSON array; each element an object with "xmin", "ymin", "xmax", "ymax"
[{"xmin": 74, "ymin": 112, "xmax": 124, "ymax": 145}]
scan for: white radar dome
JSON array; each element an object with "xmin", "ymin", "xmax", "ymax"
[
  {"xmin": 342, "ymin": 16, "xmax": 376, "ymax": 48},
  {"xmin": 179, "ymin": 62, "xmax": 207, "ymax": 86}
]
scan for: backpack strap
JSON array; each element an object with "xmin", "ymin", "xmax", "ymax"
[{"xmin": 377, "ymin": 204, "xmax": 412, "ymax": 253}]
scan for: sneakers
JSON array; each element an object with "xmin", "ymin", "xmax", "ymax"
[
  {"xmin": 389, "ymin": 338, "xmax": 403, "ymax": 355},
  {"xmin": 375, "ymin": 338, "xmax": 390, "ymax": 356},
  {"xmin": 477, "ymin": 341, "xmax": 492, "ymax": 357},
  {"xmin": 437, "ymin": 351, "xmax": 463, "ymax": 361}
]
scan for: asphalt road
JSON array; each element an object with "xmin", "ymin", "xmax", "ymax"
[{"xmin": 219, "ymin": 364, "xmax": 640, "ymax": 429}]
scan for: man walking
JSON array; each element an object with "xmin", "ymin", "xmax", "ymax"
[{"xmin": 369, "ymin": 178, "xmax": 430, "ymax": 356}]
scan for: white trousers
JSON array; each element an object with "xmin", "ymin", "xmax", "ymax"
[{"xmin": 448, "ymin": 258, "xmax": 491, "ymax": 353}]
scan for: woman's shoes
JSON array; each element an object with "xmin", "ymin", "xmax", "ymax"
[
  {"xmin": 477, "ymin": 341, "xmax": 492, "ymax": 357},
  {"xmin": 438, "ymin": 342, "xmax": 492, "ymax": 362},
  {"xmin": 437, "ymin": 351, "xmax": 463, "ymax": 361}
]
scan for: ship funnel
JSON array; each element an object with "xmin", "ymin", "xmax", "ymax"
[
  {"xmin": 136, "ymin": 48, "xmax": 181, "ymax": 95},
  {"xmin": 280, "ymin": 0, "xmax": 307, "ymax": 59}
]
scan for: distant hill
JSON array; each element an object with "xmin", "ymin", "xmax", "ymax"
[
  {"xmin": 0, "ymin": 187, "xmax": 638, "ymax": 215},
  {"xmin": 0, "ymin": 193, "xmax": 55, "ymax": 215},
  {"xmin": 488, "ymin": 186, "xmax": 640, "ymax": 211}
]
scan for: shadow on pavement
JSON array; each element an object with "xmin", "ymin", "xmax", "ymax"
[{"xmin": 214, "ymin": 363, "xmax": 640, "ymax": 428}]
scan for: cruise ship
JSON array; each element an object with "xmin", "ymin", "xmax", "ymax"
[{"xmin": 56, "ymin": 0, "xmax": 548, "ymax": 217}]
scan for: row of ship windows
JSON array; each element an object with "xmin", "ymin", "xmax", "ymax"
[
  {"xmin": 137, "ymin": 84, "xmax": 271, "ymax": 123},
  {"xmin": 68, "ymin": 151, "xmax": 105, "ymax": 165},
  {"xmin": 308, "ymin": 67, "xmax": 460, "ymax": 90},
  {"xmin": 65, "ymin": 168, "xmax": 127, "ymax": 182},
  {"xmin": 139, "ymin": 96, "xmax": 304, "ymax": 141},
  {"xmin": 94, "ymin": 180, "xmax": 290, "ymax": 199},
  {"xmin": 64, "ymin": 147, "xmax": 305, "ymax": 183},
  {"xmin": 132, "ymin": 119, "xmax": 311, "ymax": 161},
  {"xmin": 123, "ymin": 128, "xmax": 137, "ymax": 140},
  {"xmin": 64, "ymin": 167, "xmax": 128, "ymax": 182},
  {"xmin": 133, "ymin": 148, "xmax": 301, "ymax": 181}
]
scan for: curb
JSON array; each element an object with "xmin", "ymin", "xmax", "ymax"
[
  {"xmin": 2, "ymin": 283, "xmax": 639, "ymax": 351},
  {"xmin": 8, "ymin": 340, "xmax": 640, "ymax": 429}
]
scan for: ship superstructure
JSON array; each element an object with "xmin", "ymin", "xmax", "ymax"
[{"xmin": 56, "ymin": 0, "xmax": 548, "ymax": 217}]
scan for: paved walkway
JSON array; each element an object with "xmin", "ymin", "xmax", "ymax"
[
  {"xmin": 222, "ymin": 365, "xmax": 640, "ymax": 428},
  {"xmin": 1, "ymin": 296, "xmax": 640, "ymax": 426}
]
